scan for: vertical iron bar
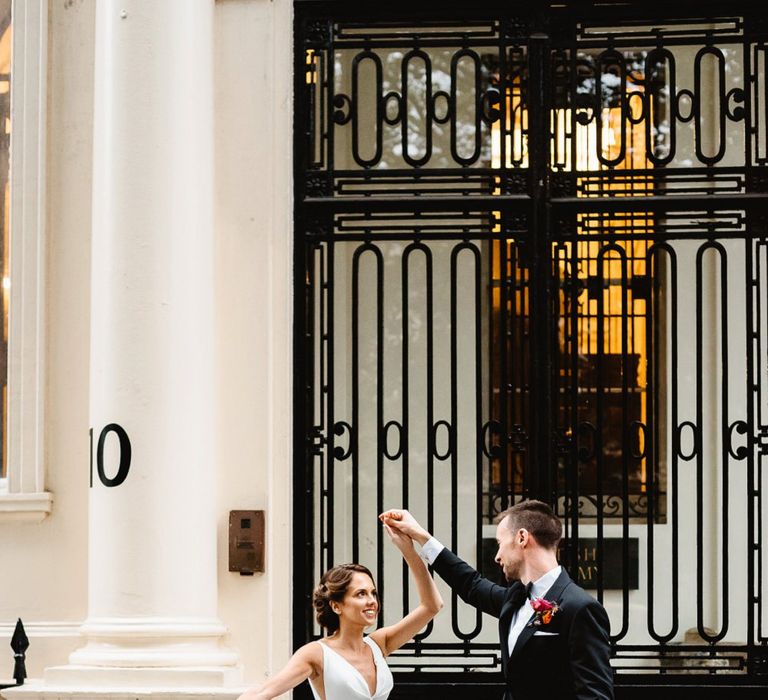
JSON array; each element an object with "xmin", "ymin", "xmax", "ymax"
[
  {"xmin": 619, "ymin": 248, "xmax": 630, "ymax": 640},
  {"xmin": 669, "ymin": 248, "xmax": 681, "ymax": 643},
  {"xmin": 327, "ymin": 241, "xmax": 336, "ymax": 569},
  {"xmin": 743, "ymin": 36, "xmax": 758, "ymax": 668},
  {"xmin": 569, "ymin": 237, "xmax": 580, "ymax": 576},
  {"xmin": 745, "ymin": 235, "xmax": 757, "ymax": 666},
  {"xmin": 501, "ymin": 240, "xmax": 510, "ymax": 513},
  {"xmin": 715, "ymin": 245, "xmax": 731, "ymax": 643},
  {"xmin": 597, "ymin": 247, "xmax": 606, "ymax": 603},
  {"xmin": 376, "ymin": 245, "xmax": 385, "ymax": 628},
  {"xmin": 293, "ymin": 13, "xmax": 317, "ymax": 650},
  {"xmin": 319, "ymin": 50, "xmax": 327, "ymax": 170},
  {"xmin": 757, "ymin": 241, "xmax": 767, "ymax": 644},
  {"xmin": 351, "ymin": 247, "xmax": 361, "ymax": 565},
  {"xmin": 474, "ymin": 240, "xmax": 485, "ymax": 639},
  {"xmin": 415, "ymin": 243, "xmax": 435, "ymax": 644},
  {"xmin": 402, "ymin": 246, "xmax": 411, "ymax": 619},
  {"xmin": 450, "ymin": 243, "xmax": 460, "ymax": 641},
  {"xmin": 426, "ymin": 246, "xmax": 436, "ymax": 544},
  {"xmin": 527, "ymin": 29, "xmax": 554, "ymax": 504},
  {"xmin": 499, "ymin": 39, "xmax": 507, "ymax": 175},
  {"xmin": 325, "ymin": 21, "xmax": 337, "ymax": 573},
  {"xmin": 719, "ymin": 247, "xmax": 731, "ymax": 643},
  {"xmin": 317, "ymin": 245, "xmax": 327, "ymax": 575},
  {"xmin": 497, "ymin": 36, "xmax": 510, "ymax": 518},
  {"xmin": 695, "ymin": 244, "xmax": 705, "ymax": 642},
  {"xmin": 568, "ymin": 41, "xmax": 581, "ymax": 577},
  {"xmin": 646, "ymin": 245, "xmax": 657, "ymax": 640}
]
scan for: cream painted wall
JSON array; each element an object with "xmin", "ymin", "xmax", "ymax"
[
  {"xmin": 0, "ymin": 0, "xmax": 94, "ymax": 677},
  {"xmin": 1, "ymin": 0, "xmax": 295, "ymax": 688},
  {"xmin": 213, "ymin": 0, "xmax": 293, "ymax": 687}
]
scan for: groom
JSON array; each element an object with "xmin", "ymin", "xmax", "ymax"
[{"xmin": 380, "ymin": 500, "xmax": 613, "ymax": 700}]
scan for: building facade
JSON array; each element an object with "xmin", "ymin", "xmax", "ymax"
[{"xmin": 2, "ymin": 1, "xmax": 768, "ymax": 699}]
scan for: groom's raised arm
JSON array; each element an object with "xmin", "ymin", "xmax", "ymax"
[{"xmin": 381, "ymin": 509, "xmax": 508, "ymax": 619}]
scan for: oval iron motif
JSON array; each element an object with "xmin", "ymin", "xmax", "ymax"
[
  {"xmin": 432, "ymin": 420, "xmax": 452, "ymax": 460},
  {"xmin": 382, "ymin": 420, "xmax": 404, "ymax": 460}
]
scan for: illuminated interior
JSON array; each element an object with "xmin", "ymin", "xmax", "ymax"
[{"xmin": 489, "ymin": 60, "xmax": 657, "ymax": 507}]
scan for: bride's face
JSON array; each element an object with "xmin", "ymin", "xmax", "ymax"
[{"xmin": 334, "ymin": 572, "xmax": 379, "ymax": 629}]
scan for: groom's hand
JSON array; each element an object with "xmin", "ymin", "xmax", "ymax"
[{"xmin": 379, "ymin": 509, "xmax": 431, "ymax": 546}]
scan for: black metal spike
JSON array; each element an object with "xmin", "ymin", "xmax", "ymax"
[{"xmin": 10, "ymin": 618, "xmax": 28, "ymax": 686}]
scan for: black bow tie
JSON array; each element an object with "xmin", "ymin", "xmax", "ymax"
[{"xmin": 510, "ymin": 581, "xmax": 533, "ymax": 610}]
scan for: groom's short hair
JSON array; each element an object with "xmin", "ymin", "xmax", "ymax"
[{"xmin": 495, "ymin": 500, "xmax": 562, "ymax": 550}]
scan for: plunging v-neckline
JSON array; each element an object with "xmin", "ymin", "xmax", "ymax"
[{"xmin": 320, "ymin": 637, "xmax": 380, "ymax": 697}]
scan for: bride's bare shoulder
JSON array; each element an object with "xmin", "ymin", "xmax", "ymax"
[
  {"xmin": 296, "ymin": 640, "xmax": 324, "ymax": 664},
  {"xmin": 286, "ymin": 640, "xmax": 324, "ymax": 681},
  {"xmin": 297, "ymin": 639, "xmax": 323, "ymax": 653}
]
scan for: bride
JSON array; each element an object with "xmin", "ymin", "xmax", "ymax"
[{"xmin": 238, "ymin": 521, "xmax": 442, "ymax": 700}]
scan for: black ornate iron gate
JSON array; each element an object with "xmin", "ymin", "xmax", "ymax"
[{"xmin": 293, "ymin": 1, "xmax": 768, "ymax": 696}]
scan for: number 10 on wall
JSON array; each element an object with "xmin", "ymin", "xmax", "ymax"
[{"xmin": 89, "ymin": 424, "xmax": 132, "ymax": 488}]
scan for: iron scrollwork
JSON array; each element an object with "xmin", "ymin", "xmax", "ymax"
[{"xmin": 297, "ymin": 3, "xmax": 768, "ymax": 679}]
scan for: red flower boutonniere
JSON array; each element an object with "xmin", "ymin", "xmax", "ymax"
[{"xmin": 529, "ymin": 597, "xmax": 559, "ymax": 626}]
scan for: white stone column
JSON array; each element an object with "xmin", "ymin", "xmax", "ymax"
[{"xmin": 47, "ymin": 0, "xmax": 240, "ymax": 687}]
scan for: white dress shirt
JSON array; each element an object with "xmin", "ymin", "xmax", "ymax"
[
  {"xmin": 420, "ymin": 536, "xmax": 445, "ymax": 564},
  {"xmin": 420, "ymin": 537, "xmax": 561, "ymax": 654}
]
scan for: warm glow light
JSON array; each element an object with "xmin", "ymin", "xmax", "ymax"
[
  {"xmin": 490, "ymin": 76, "xmax": 654, "ymax": 494},
  {"xmin": 2, "ymin": 277, "xmax": 9, "ymax": 291},
  {"xmin": 305, "ymin": 49, "xmax": 317, "ymax": 85}
]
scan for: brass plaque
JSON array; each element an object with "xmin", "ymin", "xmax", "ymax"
[{"xmin": 481, "ymin": 536, "xmax": 639, "ymax": 590}]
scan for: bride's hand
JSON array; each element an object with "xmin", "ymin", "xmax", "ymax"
[{"xmin": 383, "ymin": 522, "xmax": 415, "ymax": 553}]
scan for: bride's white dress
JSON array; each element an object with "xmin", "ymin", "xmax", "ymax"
[{"xmin": 309, "ymin": 636, "xmax": 394, "ymax": 700}]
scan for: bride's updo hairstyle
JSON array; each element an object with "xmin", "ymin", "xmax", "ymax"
[{"xmin": 313, "ymin": 563, "xmax": 376, "ymax": 633}]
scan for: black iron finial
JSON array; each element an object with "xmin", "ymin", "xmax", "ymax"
[{"xmin": 10, "ymin": 618, "xmax": 28, "ymax": 686}]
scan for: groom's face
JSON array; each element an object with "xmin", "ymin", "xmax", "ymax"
[{"xmin": 494, "ymin": 517, "xmax": 523, "ymax": 581}]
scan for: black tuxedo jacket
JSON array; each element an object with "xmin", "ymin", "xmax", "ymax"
[{"xmin": 432, "ymin": 548, "xmax": 614, "ymax": 700}]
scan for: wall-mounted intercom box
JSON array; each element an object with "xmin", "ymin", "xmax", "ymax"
[{"xmin": 229, "ymin": 510, "xmax": 265, "ymax": 575}]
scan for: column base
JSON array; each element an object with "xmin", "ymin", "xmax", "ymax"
[
  {"xmin": 25, "ymin": 617, "xmax": 244, "ymax": 692},
  {"xmin": 44, "ymin": 665, "xmax": 243, "ymax": 688},
  {"xmin": 66, "ymin": 617, "xmax": 241, "ymax": 669},
  {"xmin": 1, "ymin": 680, "xmax": 245, "ymax": 700}
]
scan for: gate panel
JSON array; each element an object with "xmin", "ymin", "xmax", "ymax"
[
  {"xmin": 304, "ymin": 221, "xmax": 524, "ymax": 667},
  {"xmin": 294, "ymin": 1, "xmax": 768, "ymax": 692}
]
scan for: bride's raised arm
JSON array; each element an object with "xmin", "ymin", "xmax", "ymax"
[{"xmin": 368, "ymin": 521, "xmax": 443, "ymax": 656}]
